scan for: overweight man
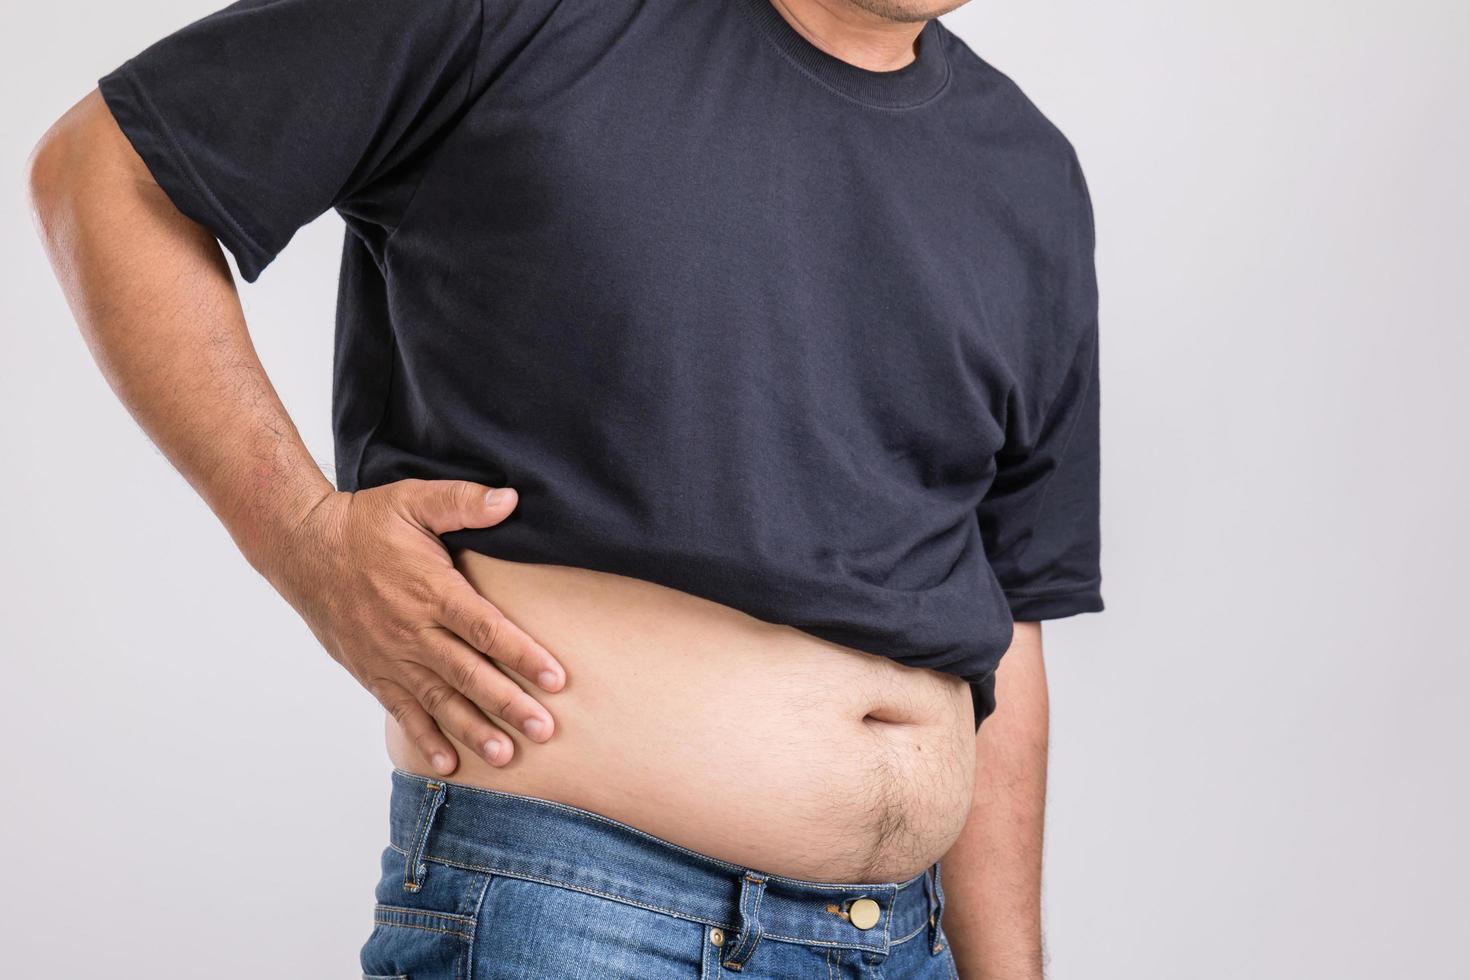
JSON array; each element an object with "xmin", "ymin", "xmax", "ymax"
[{"xmin": 28, "ymin": 0, "xmax": 1103, "ymax": 975}]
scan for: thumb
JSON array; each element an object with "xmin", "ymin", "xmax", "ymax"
[{"xmin": 399, "ymin": 479, "xmax": 517, "ymax": 535}]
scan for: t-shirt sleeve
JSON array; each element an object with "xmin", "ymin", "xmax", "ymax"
[
  {"xmin": 97, "ymin": 0, "xmax": 488, "ymax": 282},
  {"xmin": 977, "ymin": 151, "xmax": 1104, "ymax": 623}
]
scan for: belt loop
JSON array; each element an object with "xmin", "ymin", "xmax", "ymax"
[
  {"xmin": 721, "ymin": 871, "xmax": 769, "ymax": 972},
  {"xmin": 926, "ymin": 861, "xmax": 947, "ymax": 955},
  {"xmin": 403, "ymin": 779, "xmax": 448, "ymax": 893}
]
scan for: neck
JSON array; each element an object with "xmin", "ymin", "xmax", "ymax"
[{"xmin": 766, "ymin": 0, "xmax": 927, "ymax": 72}]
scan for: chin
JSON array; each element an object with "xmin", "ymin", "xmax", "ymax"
[{"xmin": 844, "ymin": 0, "xmax": 972, "ymax": 23}]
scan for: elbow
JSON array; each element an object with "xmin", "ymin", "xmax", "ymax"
[
  {"xmin": 26, "ymin": 88, "xmax": 122, "ymax": 249},
  {"xmin": 25, "ymin": 121, "xmax": 68, "ymax": 240},
  {"xmin": 25, "ymin": 107, "xmax": 88, "ymax": 250}
]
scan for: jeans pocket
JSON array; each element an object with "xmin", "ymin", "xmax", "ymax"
[
  {"xmin": 359, "ymin": 845, "xmax": 493, "ymax": 980},
  {"xmin": 474, "ymin": 875, "xmax": 707, "ymax": 979},
  {"xmin": 360, "ymin": 903, "xmax": 479, "ymax": 980}
]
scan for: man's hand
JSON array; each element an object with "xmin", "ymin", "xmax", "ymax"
[{"xmin": 264, "ymin": 479, "xmax": 565, "ymax": 775}]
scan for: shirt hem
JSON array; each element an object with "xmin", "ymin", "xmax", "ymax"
[{"xmin": 1004, "ymin": 586, "xmax": 1104, "ymax": 622}]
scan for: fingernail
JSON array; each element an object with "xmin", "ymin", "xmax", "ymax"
[
  {"xmin": 485, "ymin": 487, "xmax": 511, "ymax": 507},
  {"xmin": 522, "ymin": 717, "xmax": 546, "ymax": 741},
  {"xmin": 537, "ymin": 670, "xmax": 561, "ymax": 691},
  {"xmin": 431, "ymin": 752, "xmax": 451, "ymax": 774},
  {"xmin": 483, "ymin": 739, "xmax": 505, "ymax": 764}
]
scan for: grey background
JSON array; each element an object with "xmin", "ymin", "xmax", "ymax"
[{"xmin": 3, "ymin": 0, "xmax": 1467, "ymax": 976}]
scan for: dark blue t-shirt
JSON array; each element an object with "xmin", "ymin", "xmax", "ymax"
[{"xmin": 99, "ymin": 0, "xmax": 1104, "ymax": 729}]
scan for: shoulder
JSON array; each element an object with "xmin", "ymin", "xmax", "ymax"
[
  {"xmin": 935, "ymin": 21, "xmax": 1092, "ymax": 229},
  {"xmin": 935, "ymin": 24, "xmax": 1099, "ymax": 389}
]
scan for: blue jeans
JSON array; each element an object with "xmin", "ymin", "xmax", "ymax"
[{"xmin": 360, "ymin": 769, "xmax": 961, "ymax": 979}]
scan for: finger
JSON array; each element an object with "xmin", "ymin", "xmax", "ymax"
[
  {"xmin": 420, "ymin": 627, "xmax": 556, "ymax": 743},
  {"xmin": 435, "ymin": 575, "xmax": 566, "ymax": 693},
  {"xmin": 398, "ymin": 479, "xmax": 518, "ymax": 536},
  {"xmin": 401, "ymin": 660, "xmax": 517, "ymax": 767},
  {"xmin": 375, "ymin": 678, "xmax": 459, "ymax": 777}
]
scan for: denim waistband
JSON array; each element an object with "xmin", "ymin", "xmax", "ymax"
[{"xmin": 386, "ymin": 768, "xmax": 947, "ymax": 959}]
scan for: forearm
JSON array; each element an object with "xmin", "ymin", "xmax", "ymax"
[
  {"xmin": 26, "ymin": 89, "xmax": 332, "ymax": 578},
  {"xmin": 941, "ymin": 622, "xmax": 1050, "ymax": 980}
]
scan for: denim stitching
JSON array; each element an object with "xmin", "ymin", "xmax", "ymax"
[
  {"xmin": 887, "ymin": 915, "xmax": 929, "ymax": 946},
  {"xmin": 386, "ymin": 844, "xmax": 726, "ymax": 925},
  {"xmin": 463, "ymin": 872, "xmax": 492, "ymax": 980},
  {"xmin": 383, "ymin": 841, "xmax": 915, "ymax": 952},
  {"xmin": 742, "ymin": 877, "xmax": 767, "ymax": 965},
  {"xmin": 759, "ymin": 932, "xmax": 888, "ymax": 951},
  {"xmin": 402, "ymin": 784, "xmax": 434, "ymax": 891},
  {"xmin": 373, "ymin": 902, "xmax": 476, "ymax": 926},
  {"xmin": 371, "ymin": 917, "xmax": 472, "ymax": 942},
  {"xmin": 930, "ymin": 863, "xmax": 947, "ymax": 955},
  {"xmin": 724, "ymin": 874, "xmax": 767, "ymax": 970},
  {"xmin": 403, "ymin": 781, "xmax": 445, "ymax": 893}
]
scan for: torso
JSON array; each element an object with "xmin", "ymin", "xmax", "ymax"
[
  {"xmin": 338, "ymin": 0, "xmax": 1074, "ymax": 706},
  {"xmin": 368, "ymin": 3, "xmax": 1073, "ymax": 883},
  {"xmin": 386, "ymin": 547, "xmax": 978, "ymax": 883}
]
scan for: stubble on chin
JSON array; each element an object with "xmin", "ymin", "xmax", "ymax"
[{"xmin": 839, "ymin": 0, "xmax": 971, "ymax": 25}]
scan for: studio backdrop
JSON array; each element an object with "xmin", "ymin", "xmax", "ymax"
[{"xmin": 2, "ymin": 0, "xmax": 1466, "ymax": 977}]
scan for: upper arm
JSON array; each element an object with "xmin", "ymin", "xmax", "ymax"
[
  {"xmin": 977, "ymin": 149, "xmax": 1103, "ymax": 623},
  {"xmin": 28, "ymin": 87, "xmax": 234, "ymax": 319}
]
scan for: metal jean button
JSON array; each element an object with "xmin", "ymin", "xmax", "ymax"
[{"xmin": 848, "ymin": 897, "xmax": 881, "ymax": 930}]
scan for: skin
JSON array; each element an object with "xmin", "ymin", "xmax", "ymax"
[
  {"xmin": 944, "ymin": 623, "xmax": 1050, "ymax": 980},
  {"xmin": 769, "ymin": 0, "xmax": 971, "ymax": 67},
  {"xmin": 27, "ymin": 0, "xmax": 1050, "ymax": 974}
]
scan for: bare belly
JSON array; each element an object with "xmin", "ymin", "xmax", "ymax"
[{"xmin": 385, "ymin": 549, "xmax": 978, "ymax": 883}]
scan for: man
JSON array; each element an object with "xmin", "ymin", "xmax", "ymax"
[{"xmin": 28, "ymin": 0, "xmax": 1102, "ymax": 975}]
